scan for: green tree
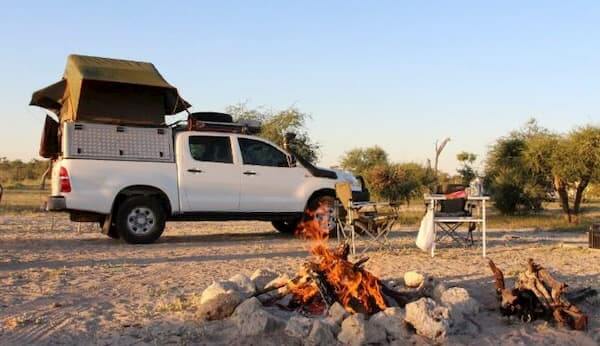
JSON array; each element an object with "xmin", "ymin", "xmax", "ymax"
[
  {"xmin": 367, "ymin": 162, "xmax": 434, "ymax": 203},
  {"xmin": 456, "ymin": 151, "xmax": 477, "ymax": 186},
  {"xmin": 226, "ymin": 103, "xmax": 320, "ymax": 163},
  {"xmin": 339, "ymin": 146, "xmax": 388, "ymax": 177},
  {"xmin": 549, "ymin": 126, "xmax": 600, "ymax": 222}
]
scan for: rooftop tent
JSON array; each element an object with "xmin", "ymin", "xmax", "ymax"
[{"xmin": 30, "ymin": 54, "xmax": 190, "ymax": 126}]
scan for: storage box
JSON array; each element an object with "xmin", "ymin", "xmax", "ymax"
[
  {"xmin": 590, "ymin": 223, "xmax": 600, "ymax": 249},
  {"xmin": 62, "ymin": 122, "xmax": 174, "ymax": 162}
]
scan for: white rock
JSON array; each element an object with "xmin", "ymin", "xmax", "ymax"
[
  {"xmin": 320, "ymin": 317, "xmax": 341, "ymax": 336},
  {"xmin": 251, "ymin": 269, "xmax": 280, "ymax": 293},
  {"xmin": 365, "ymin": 314, "xmax": 387, "ymax": 345},
  {"xmin": 231, "ymin": 297, "xmax": 285, "ymax": 336},
  {"xmin": 327, "ymin": 302, "xmax": 349, "ymax": 325},
  {"xmin": 200, "ymin": 281, "xmax": 240, "ymax": 305},
  {"xmin": 440, "ymin": 287, "xmax": 480, "ymax": 333},
  {"xmin": 368, "ymin": 307, "xmax": 408, "ymax": 341},
  {"xmin": 404, "ymin": 298, "xmax": 449, "ymax": 342},
  {"xmin": 337, "ymin": 313, "xmax": 366, "ymax": 346},
  {"xmin": 196, "ymin": 292, "xmax": 242, "ymax": 320},
  {"xmin": 229, "ymin": 273, "xmax": 256, "ymax": 298},
  {"xmin": 284, "ymin": 315, "xmax": 313, "ymax": 338},
  {"xmin": 404, "ymin": 271, "xmax": 425, "ymax": 288},
  {"xmin": 264, "ymin": 274, "xmax": 291, "ymax": 291},
  {"xmin": 432, "ymin": 281, "xmax": 448, "ymax": 303},
  {"xmin": 307, "ymin": 319, "xmax": 337, "ymax": 346}
]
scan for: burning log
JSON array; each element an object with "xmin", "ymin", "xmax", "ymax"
[
  {"xmin": 488, "ymin": 258, "xmax": 594, "ymax": 330},
  {"xmin": 283, "ymin": 200, "xmax": 429, "ymax": 316}
]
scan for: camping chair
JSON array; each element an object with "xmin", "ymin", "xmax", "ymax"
[
  {"xmin": 334, "ymin": 182, "xmax": 400, "ymax": 256},
  {"xmin": 430, "ymin": 185, "xmax": 477, "ymax": 247}
]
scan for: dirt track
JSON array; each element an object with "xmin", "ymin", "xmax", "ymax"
[{"xmin": 1, "ymin": 213, "xmax": 599, "ymax": 345}]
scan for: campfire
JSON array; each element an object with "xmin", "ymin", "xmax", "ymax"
[{"xmin": 258, "ymin": 202, "xmax": 416, "ymax": 315}]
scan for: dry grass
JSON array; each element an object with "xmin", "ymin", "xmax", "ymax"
[
  {"xmin": 1, "ymin": 189, "xmax": 598, "ymax": 231},
  {"xmin": 0, "ymin": 189, "xmax": 47, "ymax": 214}
]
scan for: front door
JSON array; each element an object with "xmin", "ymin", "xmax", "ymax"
[
  {"xmin": 237, "ymin": 137, "xmax": 306, "ymax": 212},
  {"xmin": 179, "ymin": 134, "xmax": 241, "ymax": 212}
]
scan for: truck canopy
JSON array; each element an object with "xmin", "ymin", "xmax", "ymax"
[{"xmin": 30, "ymin": 54, "xmax": 190, "ymax": 126}]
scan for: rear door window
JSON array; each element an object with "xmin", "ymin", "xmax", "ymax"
[{"xmin": 189, "ymin": 136, "xmax": 233, "ymax": 164}]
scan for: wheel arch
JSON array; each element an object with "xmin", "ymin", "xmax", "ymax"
[
  {"xmin": 304, "ymin": 188, "xmax": 336, "ymax": 210},
  {"xmin": 111, "ymin": 185, "xmax": 172, "ymax": 218}
]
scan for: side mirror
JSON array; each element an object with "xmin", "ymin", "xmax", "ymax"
[{"xmin": 287, "ymin": 154, "xmax": 297, "ymax": 168}]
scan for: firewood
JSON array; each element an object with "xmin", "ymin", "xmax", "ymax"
[
  {"xmin": 352, "ymin": 257, "xmax": 369, "ymax": 270},
  {"xmin": 256, "ymin": 286, "xmax": 290, "ymax": 304},
  {"xmin": 487, "ymin": 258, "xmax": 589, "ymax": 331}
]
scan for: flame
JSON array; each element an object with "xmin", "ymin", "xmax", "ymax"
[{"xmin": 291, "ymin": 201, "xmax": 387, "ymax": 315}]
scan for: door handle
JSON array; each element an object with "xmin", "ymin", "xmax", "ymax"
[
  {"xmin": 187, "ymin": 168, "xmax": 203, "ymax": 173},
  {"xmin": 243, "ymin": 171, "xmax": 257, "ymax": 176}
]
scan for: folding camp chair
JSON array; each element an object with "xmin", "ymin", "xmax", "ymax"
[
  {"xmin": 429, "ymin": 185, "xmax": 477, "ymax": 247},
  {"xmin": 334, "ymin": 182, "xmax": 400, "ymax": 256}
]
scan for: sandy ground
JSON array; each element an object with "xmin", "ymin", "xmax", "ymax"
[{"xmin": 0, "ymin": 213, "xmax": 598, "ymax": 345}]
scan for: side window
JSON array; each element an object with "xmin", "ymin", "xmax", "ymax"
[
  {"xmin": 238, "ymin": 138, "xmax": 289, "ymax": 167},
  {"xmin": 189, "ymin": 136, "xmax": 233, "ymax": 164}
]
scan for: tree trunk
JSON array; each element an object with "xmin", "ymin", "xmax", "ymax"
[
  {"xmin": 572, "ymin": 178, "xmax": 589, "ymax": 223},
  {"xmin": 553, "ymin": 176, "xmax": 571, "ymax": 223}
]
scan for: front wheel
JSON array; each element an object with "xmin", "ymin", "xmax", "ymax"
[
  {"xmin": 272, "ymin": 219, "xmax": 300, "ymax": 234},
  {"xmin": 115, "ymin": 196, "xmax": 166, "ymax": 244},
  {"xmin": 302, "ymin": 195, "xmax": 336, "ymax": 237}
]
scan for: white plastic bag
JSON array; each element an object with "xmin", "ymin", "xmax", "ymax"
[{"xmin": 416, "ymin": 209, "xmax": 435, "ymax": 252}]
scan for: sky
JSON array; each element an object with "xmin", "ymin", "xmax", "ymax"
[{"xmin": 0, "ymin": 1, "xmax": 599, "ymax": 173}]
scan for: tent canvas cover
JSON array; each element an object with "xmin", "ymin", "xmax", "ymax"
[{"xmin": 30, "ymin": 54, "xmax": 190, "ymax": 126}]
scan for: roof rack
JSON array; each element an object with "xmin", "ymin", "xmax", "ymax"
[{"xmin": 187, "ymin": 113, "xmax": 261, "ymax": 134}]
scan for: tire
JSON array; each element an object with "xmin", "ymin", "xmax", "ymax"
[
  {"xmin": 272, "ymin": 219, "xmax": 300, "ymax": 234},
  {"xmin": 303, "ymin": 195, "xmax": 336, "ymax": 234},
  {"xmin": 115, "ymin": 196, "xmax": 166, "ymax": 244}
]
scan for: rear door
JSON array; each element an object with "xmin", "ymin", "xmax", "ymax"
[
  {"xmin": 178, "ymin": 134, "xmax": 241, "ymax": 212},
  {"xmin": 236, "ymin": 137, "xmax": 307, "ymax": 212}
]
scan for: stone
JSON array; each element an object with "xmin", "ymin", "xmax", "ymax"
[
  {"xmin": 264, "ymin": 274, "xmax": 291, "ymax": 291},
  {"xmin": 403, "ymin": 271, "xmax": 425, "ymax": 288},
  {"xmin": 327, "ymin": 302, "xmax": 349, "ymax": 325},
  {"xmin": 432, "ymin": 281, "xmax": 448, "ymax": 303},
  {"xmin": 440, "ymin": 287, "xmax": 480, "ymax": 333},
  {"xmin": 284, "ymin": 315, "xmax": 313, "ymax": 338},
  {"xmin": 229, "ymin": 273, "xmax": 256, "ymax": 298},
  {"xmin": 231, "ymin": 297, "xmax": 285, "ymax": 336},
  {"xmin": 200, "ymin": 281, "xmax": 240, "ymax": 305},
  {"xmin": 337, "ymin": 313, "xmax": 366, "ymax": 346},
  {"xmin": 307, "ymin": 319, "xmax": 337, "ymax": 346},
  {"xmin": 196, "ymin": 292, "xmax": 242, "ymax": 321},
  {"xmin": 404, "ymin": 298, "xmax": 449, "ymax": 342},
  {"xmin": 251, "ymin": 269, "xmax": 280, "ymax": 293},
  {"xmin": 365, "ymin": 314, "xmax": 387, "ymax": 345},
  {"xmin": 367, "ymin": 307, "xmax": 408, "ymax": 342},
  {"xmin": 320, "ymin": 317, "xmax": 341, "ymax": 336}
]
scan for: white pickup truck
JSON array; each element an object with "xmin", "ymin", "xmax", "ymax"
[{"xmin": 47, "ymin": 117, "xmax": 367, "ymax": 244}]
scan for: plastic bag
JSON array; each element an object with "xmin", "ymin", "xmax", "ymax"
[{"xmin": 416, "ymin": 209, "xmax": 435, "ymax": 252}]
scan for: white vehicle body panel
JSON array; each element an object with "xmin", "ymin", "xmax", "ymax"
[
  {"xmin": 176, "ymin": 133, "xmax": 241, "ymax": 212},
  {"xmin": 51, "ymin": 128, "xmax": 362, "ymax": 218},
  {"xmin": 52, "ymin": 159, "xmax": 179, "ymax": 214}
]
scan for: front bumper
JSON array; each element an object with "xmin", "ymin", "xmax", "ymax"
[{"xmin": 47, "ymin": 196, "xmax": 66, "ymax": 211}]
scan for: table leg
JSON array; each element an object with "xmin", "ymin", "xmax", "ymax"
[{"xmin": 482, "ymin": 199, "xmax": 487, "ymax": 258}]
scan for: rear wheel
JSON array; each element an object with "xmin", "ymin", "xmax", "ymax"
[{"xmin": 115, "ymin": 196, "xmax": 165, "ymax": 244}]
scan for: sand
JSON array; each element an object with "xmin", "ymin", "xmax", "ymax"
[{"xmin": 0, "ymin": 212, "xmax": 598, "ymax": 345}]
